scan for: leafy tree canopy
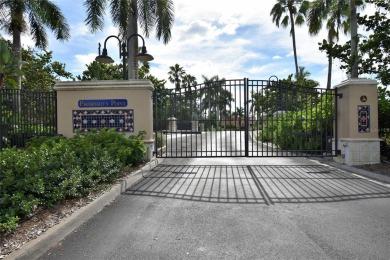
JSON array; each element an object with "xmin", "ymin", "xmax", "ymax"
[
  {"xmin": 22, "ymin": 48, "xmax": 73, "ymax": 90},
  {"xmin": 0, "ymin": 39, "xmax": 72, "ymax": 90},
  {"xmin": 77, "ymin": 60, "xmax": 167, "ymax": 92},
  {"xmin": 0, "ymin": 39, "xmax": 24, "ymax": 88},
  {"xmin": 319, "ymin": 0, "xmax": 390, "ymax": 85},
  {"xmin": 76, "ymin": 61, "xmax": 123, "ymax": 81}
]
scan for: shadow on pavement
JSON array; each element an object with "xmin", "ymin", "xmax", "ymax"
[{"xmin": 124, "ymin": 164, "xmax": 390, "ymax": 204}]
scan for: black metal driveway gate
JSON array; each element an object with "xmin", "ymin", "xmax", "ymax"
[{"xmin": 154, "ymin": 78, "xmax": 338, "ymax": 158}]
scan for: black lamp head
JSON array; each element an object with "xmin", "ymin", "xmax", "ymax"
[
  {"xmin": 95, "ymin": 48, "xmax": 114, "ymax": 64},
  {"xmin": 136, "ymin": 46, "xmax": 154, "ymax": 62}
]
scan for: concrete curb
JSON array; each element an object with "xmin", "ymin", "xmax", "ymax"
[
  {"xmin": 7, "ymin": 159, "xmax": 161, "ymax": 260},
  {"xmin": 321, "ymin": 160, "xmax": 390, "ymax": 184}
]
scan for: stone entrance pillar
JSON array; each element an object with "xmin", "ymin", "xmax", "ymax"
[
  {"xmin": 333, "ymin": 79, "xmax": 381, "ymax": 166},
  {"xmin": 191, "ymin": 120, "xmax": 199, "ymax": 132},
  {"xmin": 168, "ymin": 117, "xmax": 177, "ymax": 132},
  {"xmin": 54, "ymin": 80, "xmax": 155, "ymax": 160}
]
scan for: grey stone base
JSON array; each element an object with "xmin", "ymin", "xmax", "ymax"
[{"xmin": 333, "ymin": 138, "xmax": 381, "ymax": 166}]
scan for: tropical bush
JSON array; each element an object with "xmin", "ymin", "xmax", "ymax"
[
  {"xmin": 0, "ymin": 129, "xmax": 145, "ymax": 233},
  {"xmin": 258, "ymin": 94, "xmax": 334, "ymax": 153},
  {"xmin": 378, "ymin": 86, "xmax": 390, "ymax": 158},
  {"xmin": 155, "ymin": 132, "xmax": 166, "ymax": 149}
]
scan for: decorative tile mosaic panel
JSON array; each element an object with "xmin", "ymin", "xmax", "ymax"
[
  {"xmin": 358, "ymin": 105, "xmax": 370, "ymax": 132},
  {"xmin": 73, "ymin": 109, "xmax": 134, "ymax": 132}
]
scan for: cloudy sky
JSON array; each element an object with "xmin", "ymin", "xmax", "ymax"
[{"xmin": 7, "ymin": 0, "xmax": 377, "ymax": 88}]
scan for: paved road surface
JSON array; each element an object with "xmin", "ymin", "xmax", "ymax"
[{"xmin": 38, "ymin": 158, "xmax": 390, "ymax": 260}]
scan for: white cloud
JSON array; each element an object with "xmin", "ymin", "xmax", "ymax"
[
  {"xmin": 286, "ymin": 52, "xmax": 294, "ymax": 58},
  {"xmin": 71, "ymin": 23, "xmax": 90, "ymax": 37},
  {"xmin": 75, "ymin": 53, "xmax": 96, "ymax": 65},
  {"xmin": 16, "ymin": 0, "xmax": 374, "ymax": 90},
  {"xmin": 72, "ymin": 53, "xmax": 97, "ymax": 74},
  {"xmin": 248, "ymin": 63, "xmax": 290, "ymax": 77}
]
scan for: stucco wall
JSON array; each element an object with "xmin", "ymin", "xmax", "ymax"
[
  {"xmin": 335, "ymin": 79, "xmax": 379, "ymax": 139},
  {"xmin": 54, "ymin": 80, "xmax": 154, "ymax": 143}
]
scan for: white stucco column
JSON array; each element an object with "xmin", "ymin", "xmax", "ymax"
[{"xmin": 333, "ymin": 79, "xmax": 381, "ymax": 166}]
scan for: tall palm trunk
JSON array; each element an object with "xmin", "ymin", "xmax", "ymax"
[
  {"xmin": 327, "ymin": 51, "xmax": 333, "ymax": 89},
  {"xmin": 327, "ymin": 30, "xmax": 335, "ymax": 89},
  {"xmin": 12, "ymin": 12, "xmax": 22, "ymax": 89},
  {"xmin": 11, "ymin": 12, "xmax": 22, "ymax": 113},
  {"xmin": 350, "ymin": 0, "xmax": 358, "ymax": 78},
  {"xmin": 288, "ymin": 6, "xmax": 300, "ymax": 79},
  {"xmin": 127, "ymin": 0, "xmax": 138, "ymax": 79}
]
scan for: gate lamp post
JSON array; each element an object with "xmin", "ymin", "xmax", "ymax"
[
  {"xmin": 266, "ymin": 75, "xmax": 283, "ymax": 111},
  {"xmin": 95, "ymin": 34, "xmax": 154, "ymax": 80}
]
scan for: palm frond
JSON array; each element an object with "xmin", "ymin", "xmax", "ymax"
[
  {"xmin": 138, "ymin": 0, "xmax": 155, "ymax": 38},
  {"xmin": 84, "ymin": 0, "xmax": 107, "ymax": 32},
  {"xmin": 307, "ymin": 0, "xmax": 326, "ymax": 35},
  {"xmin": 155, "ymin": 0, "xmax": 174, "ymax": 44},
  {"xmin": 0, "ymin": 7, "xmax": 11, "ymax": 33},
  {"xmin": 110, "ymin": 0, "xmax": 131, "ymax": 35},
  {"xmin": 295, "ymin": 14, "xmax": 305, "ymax": 25},
  {"xmin": 281, "ymin": 15, "xmax": 289, "ymax": 28},
  {"xmin": 32, "ymin": 0, "xmax": 70, "ymax": 41},
  {"xmin": 270, "ymin": 3, "xmax": 284, "ymax": 27},
  {"xmin": 28, "ymin": 11, "xmax": 48, "ymax": 49}
]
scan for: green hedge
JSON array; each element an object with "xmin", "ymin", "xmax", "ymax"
[
  {"xmin": 0, "ymin": 129, "xmax": 145, "ymax": 233},
  {"xmin": 258, "ymin": 94, "xmax": 334, "ymax": 153}
]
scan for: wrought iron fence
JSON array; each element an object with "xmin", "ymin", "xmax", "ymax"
[
  {"xmin": 154, "ymin": 78, "xmax": 338, "ymax": 158},
  {"xmin": 0, "ymin": 89, "xmax": 57, "ymax": 150}
]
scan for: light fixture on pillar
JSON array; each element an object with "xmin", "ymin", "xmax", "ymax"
[
  {"xmin": 266, "ymin": 75, "xmax": 283, "ymax": 112},
  {"xmin": 266, "ymin": 75, "xmax": 279, "ymax": 90},
  {"xmin": 95, "ymin": 34, "xmax": 154, "ymax": 80}
]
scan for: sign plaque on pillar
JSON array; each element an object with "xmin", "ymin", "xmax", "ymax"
[
  {"xmin": 73, "ymin": 109, "xmax": 134, "ymax": 132},
  {"xmin": 358, "ymin": 105, "xmax": 370, "ymax": 132}
]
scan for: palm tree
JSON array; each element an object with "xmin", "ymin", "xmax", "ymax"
[
  {"xmin": 0, "ymin": 0, "xmax": 70, "ymax": 88},
  {"xmin": 307, "ymin": 0, "xmax": 349, "ymax": 89},
  {"xmin": 270, "ymin": 0, "xmax": 310, "ymax": 78},
  {"xmin": 84, "ymin": 0, "xmax": 174, "ymax": 79},
  {"xmin": 168, "ymin": 64, "xmax": 185, "ymax": 91},
  {"xmin": 199, "ymin": 75, "xmax": 233, "ymax": 126},
  {"xmin": 235, "ymin": 107, "xmax": 244, "ymax": 118},
  {"xmin": 295, "ymin": 66, "xmax": 319, "ymax": 87},
  {"xmin": 199, "ymin": 75, "xmax": 223, "ymax": 116},
  {"xmin": 181, "ymin": 74, "xmax": 197, "ymax": 93}
]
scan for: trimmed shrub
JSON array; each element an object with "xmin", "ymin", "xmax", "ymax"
[{"xmin": 0, "ymin": 129, "xmax": 145, "ymax": 233}]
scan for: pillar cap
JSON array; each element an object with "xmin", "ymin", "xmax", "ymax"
[
  {"xmin": 334, "ymin": 78, "xmax": 378, "ymax": 89},
  {"xmin": 54, "ymin": 80, "xmax": 154, "ymax": 91}
]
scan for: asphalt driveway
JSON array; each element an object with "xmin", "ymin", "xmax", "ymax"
[{"xmin": 36, "ymin": 157, "xmax": 390, "ymax": 260}]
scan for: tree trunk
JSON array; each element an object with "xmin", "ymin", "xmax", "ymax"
[
  {"xmin": 289, "ymin": 7, "xmax": 299, "ymax": 79},
  {"xmin": 327, "ymin": 30, "xmax": 334, "ymax": 89},
  {"xmin": 327, "ymin": 54, "xmax": 333, "ymax": 89},
  {"xmin": 12, "ymin": 14, "xmax": 22, "ymax": 90},
  {"xmin": 350, "ymin": 0, "xmax": 359, "ymax": 78},
  {"xmin": 0, "ymin": 73, "xmax": 5, "ymax": 89},
  {"xmin": 127, "ymin": 1, "xmax": 138, "ymax": 79},
  {"xmin": 12, "ymin": 12, "xmax": 22, "ymax": 113}
]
